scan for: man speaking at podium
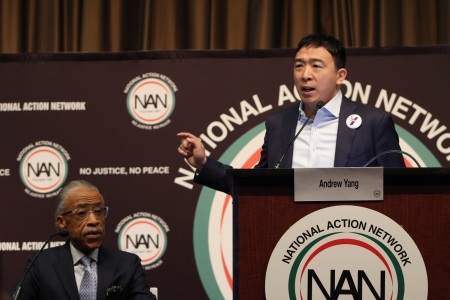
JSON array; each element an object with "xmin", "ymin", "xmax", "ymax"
[{"xmin": 177, "ymin": 34, "xmax": 406, "ymax": 194}]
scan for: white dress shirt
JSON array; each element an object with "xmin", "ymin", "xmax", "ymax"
[{"xmin": 292, "ymin": 91, "xmax": 342, "ymax": 168}]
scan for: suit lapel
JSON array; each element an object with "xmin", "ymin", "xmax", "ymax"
[
  {"xmin": 96, "ymin": 247, "xmax": 115, "ymax": 300},
  {"xmin": 54, "ymin": 242, "xmax": 80, "ymax": 300},
  {"xmin": 335, "ymin": 97, "xmax": 358, "ymax": 167},
  {"xmin": 281, "ymin": 103, "xmax": 300, "ymax": 168}
]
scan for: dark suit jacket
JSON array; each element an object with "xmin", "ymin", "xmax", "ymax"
[
  {"xmin": 196, "ymin": 97, "xmax": 405, "ymax": 194},
  {"xmin": 14, "ymin": 241, "xmax": 156, "ymax": 300}
]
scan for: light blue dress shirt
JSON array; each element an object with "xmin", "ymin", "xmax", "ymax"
[
  {"xmin": 70, "ymin": 243, "xmax": 99, "ymax": 292},
  {"xmin": 292, "ymin": 91, "xmax": 342, "ymax": 168}
]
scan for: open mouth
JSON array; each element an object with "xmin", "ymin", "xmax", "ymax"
[
  {"xmin": 302, "ymin": 86, "xmax": 315, "ymax": 92},
  {"xmin": 301, "ymin": 86, "xmax": 316, "ymax": 96}
]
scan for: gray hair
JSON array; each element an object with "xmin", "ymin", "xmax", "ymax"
[{"xmin": 55, "ymin": 180, "xmax": 101, "ymax": 219}]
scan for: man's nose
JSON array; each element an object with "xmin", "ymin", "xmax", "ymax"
[
  {"xmin": 301, "ymin": 66, "xmax": 312, "ymax": 80},
  {"xmin": 86, "ymin": 211, "xmax": 100, "ymax": 223}
]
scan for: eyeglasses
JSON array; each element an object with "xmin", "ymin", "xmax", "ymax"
[{"xmin": 60, "ymin": 206, "xmax": 109, "ymax": 220}]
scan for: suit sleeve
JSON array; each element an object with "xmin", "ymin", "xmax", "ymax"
[
  {"xmin": 194, "ymin": 157, "xmax": 232, "ymax": 194},
  {"xmin": 128, "ymin": 254, "xmax": 157, "ymax": 300},
  {"xmin": 10, "ymin": 248, "xmax": 77, "ymax": 300},
  {"xmin": 194, "ymin": 118, "xmax": 274, "ymax": 194},
  {"xmin": 371, "ymin": 113, "xmax": 406, "ymax": 167},
  {"xmin": 10, "ymin": 255, "xmax": 40, "ymax": 300}
]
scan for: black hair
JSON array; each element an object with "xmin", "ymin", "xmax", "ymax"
[{"xmin": 295, "ymin": 34, "xmax": 346, "ymax": 69}]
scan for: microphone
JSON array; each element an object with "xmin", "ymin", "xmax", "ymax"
[
  {"xmin": 275, "ymin": 101, "xmax": 324, "ymax": 169},
  {"xmin": 362, "ymin": 150, "xmax": 421, "ymax": 167},
  {"xmin": 13, "ymin": 230, "xmax": 69, "ymax": 300}
]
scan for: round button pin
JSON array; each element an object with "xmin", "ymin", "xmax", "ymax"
[{"xmin": 346, "ymin": 114, "xmax": 362, "ymax": 129}]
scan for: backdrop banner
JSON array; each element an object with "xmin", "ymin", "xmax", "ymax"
[{"xmin": 0, "ymin": 46, "xmax": 448, "ymax": 299}]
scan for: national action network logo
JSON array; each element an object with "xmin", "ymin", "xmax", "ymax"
[
  {"xmin": 265, "ymin": 206, "xmax": 428, "ymax": 299},
  {"xmin": 124, "ymin": 72, "xmax": 177, "ymax": 130},
  {"xmin": 17, "ymin": 140, "xmax": 70, "ymax": 198},
  {"xmin": 115, "ymin": 212, "xmax": 169, "ymax": 270}
]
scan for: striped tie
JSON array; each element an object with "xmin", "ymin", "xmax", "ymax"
[{"xmin": 79, "ymin": 256, "xmax": 97, "ymax": 300}]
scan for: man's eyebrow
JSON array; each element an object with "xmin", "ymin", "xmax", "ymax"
[{"xmin": 294, "ymin": 58, "xmax": 325, "ymax": 64}]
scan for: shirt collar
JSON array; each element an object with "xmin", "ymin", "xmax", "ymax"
[
  {"xmin": 70, "ymin": 242, "xmax": 99, "ymax": 265},
  {"xmin": 322, "ymin": 90, "xmax": 342, "ymax": 118},
  {"xmin": 299, "ymin": 90, "xmax": 343, "ymax": 119}
]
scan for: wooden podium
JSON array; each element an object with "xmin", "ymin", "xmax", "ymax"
[{"xmin": 228, "ymin": 168, "xmax": 450, "ymax": 299}]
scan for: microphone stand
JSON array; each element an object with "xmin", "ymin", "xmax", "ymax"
[
  {"xmin": 362, "ymin": 150, "xmax": 421, "ymax": 167},
  {"xmin": 13, "ymin": 231, "xmax": 68, "ymax": 300},
  {"xmin": 275, "ymin": 101, "xmax": 324, "ymax": 168}
]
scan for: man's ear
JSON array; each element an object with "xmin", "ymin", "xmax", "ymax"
[
  {"xmin": 336, "ymin": 68, "xmax": 347, "ymax": 84},
  {"xmin": 56, "ymin": 216, "xmax": 67, "ymax": 231}
]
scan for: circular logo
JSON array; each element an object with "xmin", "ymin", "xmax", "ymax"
[
  {"xmin": 126, "ymin": 75, "xmax": 176, "ymax": 127},
  {"xmin": 18, "ymin": 142, "xmax": 69, "ymax": 196},
  {"xmin": 194, "ymin": 123, "xmax": 439, "ymax": 299},
  {"xmin": 265, "ymin": 206, "xmax": 428, "ymax": 299},
  {"xmin": 346, "ymin": 114, "xmax": 362, "ymax": 129},
  {"xmin": 117, "ymin": 213, "xmax": 169, "ymax": 270}
]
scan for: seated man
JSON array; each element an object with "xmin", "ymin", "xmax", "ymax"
[{"xmin": 13, "ymin": 180, "xmax": 157, "ymax": 300}]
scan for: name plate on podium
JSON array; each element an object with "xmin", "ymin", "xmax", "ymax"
[{"xmin": 294, "ymin": 167, "xmax": 383, "ymax": 202}]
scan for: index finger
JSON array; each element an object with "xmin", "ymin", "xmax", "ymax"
[{"xmin": 177, "ymin": 132, "xmax": 197, "ymax": 139}]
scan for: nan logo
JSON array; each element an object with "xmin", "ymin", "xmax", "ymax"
[
  {"xmin": 116, "ymin": 212, "xmax": 169, "ymax": 270},
  {"xmin": 124, "ymin": 73, "xmax": 177, "ymax": 130},
  {"xmin": 17, "ymin": 140, "xmax": 70, "ymax": 198},
  {"xmin": 265, "ymin": 206, "xmax": 428, "ymax": 299}
]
